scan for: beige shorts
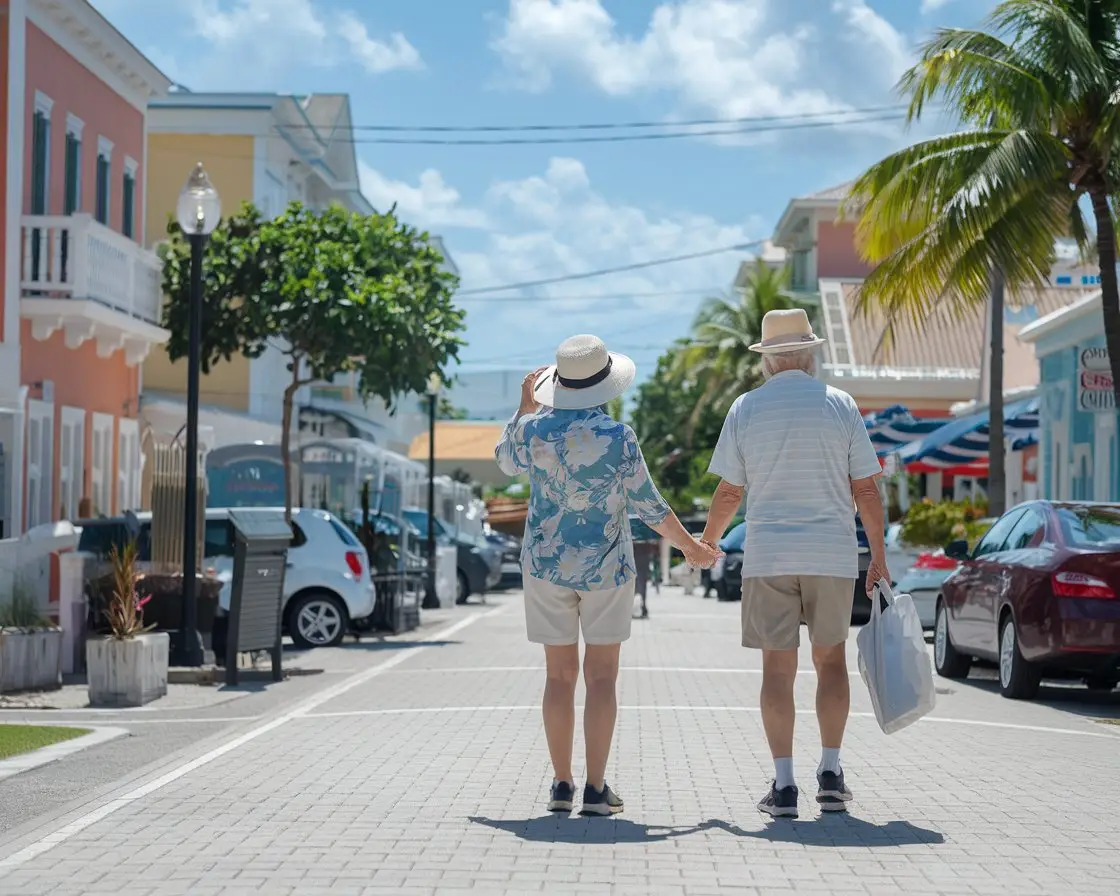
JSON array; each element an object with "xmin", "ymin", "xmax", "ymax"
[
  {"xmin": 523, "ymin": 575, "xmax": 636, "ymax": 646},
  {"xmin": 741, "ymin": 575, "xmax": 855, "ymax": 650}
]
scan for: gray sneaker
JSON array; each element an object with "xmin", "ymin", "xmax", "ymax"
[
  {"xmin": 580, "ymin": 782, "xmax": 624, "ymax": 816},
  {"xmin": 816, "ymin": 769, "xmax": 853, "ymax": 812},
  {"xmin": 757, "ymin": 782, "xmax": 799, "ymax": 818}
]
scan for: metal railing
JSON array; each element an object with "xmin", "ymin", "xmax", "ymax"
[{"xmin": 20, "ymin": 214, "xmax": 162, "ymax": 326}]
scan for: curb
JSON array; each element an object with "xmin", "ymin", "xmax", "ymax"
[
  {"xmin": 167, "ymin": 665, "xmax": 324, "ymax": 684},
  {"xmin": 0, "ymin": 725, "xmax": 128, "ymax": 782}
]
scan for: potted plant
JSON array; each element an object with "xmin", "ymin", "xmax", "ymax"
[
  {"xmin": 0, "ymin": 582, "xmax": 63, "ymax": 694},
  {"xmin": 86, "ymin": 541, "xmax": 169, "ymax": 707}
]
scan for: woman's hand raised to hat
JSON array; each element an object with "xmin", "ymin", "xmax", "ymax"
[
  {"xmin": 682, "ymin": 535, "xmax": 722, "ymax": 569},
  {"xmin": 519, "ymin": 367, "xmax": 549, "ymax": 417}
]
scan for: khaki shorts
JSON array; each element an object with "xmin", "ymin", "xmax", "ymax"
[
  {"xmin": 741, "ymin": 575, "xmax": 855, "ymax": 650},
  {"xmin": 523, "ymin": 575, "xmax": 636, "ymax": 646}
]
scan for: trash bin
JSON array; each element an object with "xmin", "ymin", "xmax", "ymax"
[{"xmin": 223, "ymin": 509, "xmax": 290, "ymax": 685}]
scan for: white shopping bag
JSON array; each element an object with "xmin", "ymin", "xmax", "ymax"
[{"xmin": 856, "ymin": 580, "xmax": 936, "ymax": 734}]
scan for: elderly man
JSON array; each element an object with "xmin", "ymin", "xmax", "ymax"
[
  {"xmin": 701, "ymin": 309, "xmax": 887, "ymax": 819},
  {"xmin": 497, "ymin": 334, "xmax": 720, "ymax": 817}
]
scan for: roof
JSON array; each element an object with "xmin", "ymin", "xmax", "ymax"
[
  {"xmin": 801, "ymin": 180, "xmax": 855, "ymax": 202},
  {"xmin": 832, "ymin": 281, "xmax": 1097, "ymax": 387},
  {"xmin": 1017, "ymin": 289, "xmax": 1102, "ymax": 343},
  {"xmin": 409, "ymin": 421, "xmax": 507, "ymax": 462},
  {"xmin": 773, "ymin": 180, "xmax": 857, "ymax": 245}
]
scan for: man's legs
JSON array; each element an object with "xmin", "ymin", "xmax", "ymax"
[
  {"xmin": 812, "ymin": 642, "xmax": 849, "ymax": 760},
  {"xmin": 760, "ymin": 648, "xmax": 799, "ymax": 785},
  {"xmin": 542, "ymin": 644, "xmax": 580, "ymax": 785}
]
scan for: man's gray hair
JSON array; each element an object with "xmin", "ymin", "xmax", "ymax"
[{"xmin": 761, "ymin": 347, "xmax": 818, "ymax": 380}]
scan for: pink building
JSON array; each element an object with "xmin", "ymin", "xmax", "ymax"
[{"xmin": 1, "ymin": 0, "xmax": 171, "ymax": 536}]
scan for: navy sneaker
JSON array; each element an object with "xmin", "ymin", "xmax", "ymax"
[
  {"xmin": 757, "ymin": 782, "xmax": 799, "ymax": 818},
  {"xmin": 580, "ymin": 782, "xmax": 624, "ymax": 816},
  {"xmin": 548, "ymin": 780, "xmax": 575, "ymax": 813},
  {"xmin": 816, "ymin": 769, "xmax": 853, "ymax": 812}
]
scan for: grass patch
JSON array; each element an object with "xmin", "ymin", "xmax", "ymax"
[
  {"xmin": 0, "ymin": 725, "xmax": 90, "ymax": 760},
  {"xmin": 1096, "ymin": 718, "xmax": 1120, "ymax": 726}
]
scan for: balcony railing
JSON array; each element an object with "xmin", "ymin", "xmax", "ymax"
[{"xmin": 20, "ymin": 214, "xmax": 162, "ymax": 326}]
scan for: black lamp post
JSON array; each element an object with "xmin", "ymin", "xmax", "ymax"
[
  {"xmin": 422, "ymin": 373, "xmax": 441, "ymax": 609},
  {"xmin": 174, "ymin": 162, "xmax": 220, "ymax": 666}
]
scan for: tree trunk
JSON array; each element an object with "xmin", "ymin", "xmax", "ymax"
[
  {"xmin": 987, "ymin": 269, "xmax": 1007, "ymax": 518},
  {"xmin": 280, "ymin": 359, "xmax": 302, "ymax": 525},
  {"xmin": 1088, "ymin": 188, "xmax": 1120, "ymax": 411}
]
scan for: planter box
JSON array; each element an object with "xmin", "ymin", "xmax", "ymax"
[
  {"xmin": 0, "ymin": 628, "xmax": 63, "ymax": 693},
  {"xmin": 86, "ymin": 632, "xmax": 169, "ymax": 707}
]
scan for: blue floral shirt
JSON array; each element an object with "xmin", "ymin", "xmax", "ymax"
[{"xmin": 495, "ymin": 407, "xmax": 671, "ymax": 590}]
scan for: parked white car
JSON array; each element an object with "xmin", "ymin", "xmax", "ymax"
[
  {"xmin": 885, "ymin": 522, "xmax": 922, "ymax": 586},
  {"xmin": 895, "ymin": 551, "xmax": 960, "ymax": 629},
  {"xmin": 105, "ymin": 507, "xmax": 376, "ymax": 649}
]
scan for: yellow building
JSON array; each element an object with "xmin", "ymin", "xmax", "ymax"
[{"xmin": 141, "ymin": 93, "xmax": 372, "ymax": 440}]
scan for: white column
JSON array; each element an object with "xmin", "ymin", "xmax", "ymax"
[{"xmin": 925, "ymin": 472, "xmax": 943, "ymax": 501}]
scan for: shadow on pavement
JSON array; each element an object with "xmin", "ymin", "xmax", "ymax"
[
  {"xmin": 470, "ymin": 814, "xmax": 943, "ymax": 847},
  {"xmin": 704, "ymin": 815, "xmax": 944, "ymax": 847},
  {"xmin": 953, "ymin": 676, "xmax": 1120, "ymax": 722},
  {"xmin": 283, "ymin": 639, "xmax": 462, "ymax": 654},
  {"xmin": 469, "ymin": 815, "xmax": 709, "ymax": 844}
]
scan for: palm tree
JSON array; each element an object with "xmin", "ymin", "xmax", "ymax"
[
  {"xmin": 674, "ymin": 258, "xmax": 809, "ymax": 426},
  {"xmin": 851, "ymin": 0, "xmax": 1120, "ymax": 515}
]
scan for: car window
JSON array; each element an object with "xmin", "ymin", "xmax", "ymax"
[
  {"xmin": 719, "ymin": 522, "xmax": 746, "ymax": 552},
  {"xmin": 1005, "ymin": 507, "xmax": 1047, "ymax": 551},
  {"xmin": 290, "ymin": 523, "xmax": 308, "ymax": 548},
  {"xmin": 1057, "ymin": 506, "xmax": 1120, "ymax": 548},
  {"xmin": 972, "ymin": 509, "xmax": 1026, "ymax": 559},
  {"xmin": 203, "ymin": 519, "xmax": 235, "ymax": 558},
  {"xmin": 78, "ymin": 522, "xmax": 128, "ymax": 557},
  {"xmin": 328, "ymin": 517, "xmax": 361, "ymax": 547}
]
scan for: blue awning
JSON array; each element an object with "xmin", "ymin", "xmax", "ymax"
[
  {"xmin": 864, "ymin": 405, "xmax": 948, "ymax": 457},
  {"xmin": 899, "ymin": 397, "xmax": 1039, "ymax": 469}
]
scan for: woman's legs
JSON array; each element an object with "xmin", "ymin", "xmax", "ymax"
[
  {"xmin": 582, "ymin": 642, "xmax": 621, "ymax": 790},
  {"xmin": 542, "ymin": 644, "xmax": 580, "ymax": 783}
]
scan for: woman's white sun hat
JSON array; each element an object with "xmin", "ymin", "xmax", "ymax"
[
  {"xmin": 533, "ymin": 334, "xmax": 637, "ymax": 410},
  {"xmin": 748, "ymin": 308, "xmax": 827, "ymax": 354}
]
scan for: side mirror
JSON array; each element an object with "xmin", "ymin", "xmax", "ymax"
[{"xmin": 944, "ymin": 539, "xmax": 970, "ymax": 561}]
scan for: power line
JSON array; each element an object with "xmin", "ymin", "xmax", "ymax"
[
  {"xmin": 276, "ymin": 104, "xmax": 914, "ymax": 134},
  {"xmin": 457, "ymin": 241, "xmax": 763, "ymax": 295},
  {"xmin": 458, "ymin": 287, "xmax": 724, "ymax": 303},
  {"xmin": 320, "ymin": 111, "xmax": 907, "ymax": 146}
]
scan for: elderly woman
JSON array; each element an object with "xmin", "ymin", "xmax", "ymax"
[{"xmin": 496, "ymin": 334, "xmax": 720, "ymax": 817}]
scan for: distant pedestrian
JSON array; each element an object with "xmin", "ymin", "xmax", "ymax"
[
  {"xmin": 701, "ymin": 309, "xmax": 888, "ymax": 819},
  {"xmin": 496, "ymin": 335, "xmax": 720, "ymax": 817}
]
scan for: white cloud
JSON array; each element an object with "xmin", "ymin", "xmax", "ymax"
[
  {"xmin": 95, "ymin": 0, "xmax": 424, "ymax": 90},
  {"xmin": 360, "ymin": 156, "xmax": 764, "ymax": 366},
  {"xmin": 491, "ymin": 0, "xmax": 911, "ymax": 121},
  {"xmin": 920, "ymin": 0, "xmax": 954, "ymax": 12},
  {"xmin": 358, "ymin": 162, "xmax": 489, "ymax": 229}
]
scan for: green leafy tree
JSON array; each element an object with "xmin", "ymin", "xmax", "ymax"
[
  {"xmin": 437, "ymin": 397, "xmax": 468, "ymax": 420},
  {"xmin": 605, "ymin": 396, "xmax": 625, "ymax": 422},
  {"xmin": 161, "ymin": 201, "xmax": 465, "ymax": 521},
  {"xmin": 852, "ymin": 0, "xmax": 1120, "ymax": 512}
]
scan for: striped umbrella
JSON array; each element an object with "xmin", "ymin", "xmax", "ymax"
[
  {"xmin": 864, "ymin": 405, "xmax": 947, "ymax": 457},
  {"xmin": 899, "ymin": 397, "xmax": 1039, "ymax": 472}
]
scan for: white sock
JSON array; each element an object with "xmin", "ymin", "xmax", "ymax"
[
  {"xmin": 774, "ymin": 757, "xmax": 795, "ymax": 790},
  {"xmin": 818, "ymin": 747, "xmax": 841, "ymax": 775}
]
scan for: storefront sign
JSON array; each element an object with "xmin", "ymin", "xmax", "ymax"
[{"xmin": 1078, "ymin": 347, "xmax": 1115, "ymax": 412}]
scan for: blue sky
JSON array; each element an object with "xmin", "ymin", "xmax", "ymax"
[{"xmin": 92, "ymin": 0, "xmax": 991, "ymax": 377}]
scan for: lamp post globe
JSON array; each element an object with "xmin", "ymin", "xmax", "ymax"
[{"xmin": 176, "ymin": 162, "xmax": 221, "ymax": 235}]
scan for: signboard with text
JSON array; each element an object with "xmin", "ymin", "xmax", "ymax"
[{"xmin": 1077, "ymin": 347, "xmax": 1115, "ymax": 413}]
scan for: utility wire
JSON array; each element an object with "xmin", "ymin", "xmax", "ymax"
[
  {"xmin": 457, "ymin": 241, "xmax": 763, "ymax": 295},
  {"xmin": 276, "ymin": 104, "xmax": 915, "ymax": 134},
  {"xmin": 457, "ymin": 287, "xmax": 724, "ymax": 303}
]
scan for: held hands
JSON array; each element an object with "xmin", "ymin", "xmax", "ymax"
[
  {"xmin": 519, "ymin": 367, "xmax": 549, "ymax": 416},
  {"xmin": 682, "ymin": 536, "xmax": 723, "ymax": 569}
]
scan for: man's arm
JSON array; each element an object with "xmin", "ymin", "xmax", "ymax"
[
  {"xmin": 852, "ymin": 475, "xmax": 887, "ymax": 592},
  {"xmin": 702, "ymin": 479, "xmax": 744, "ymax": 545}
]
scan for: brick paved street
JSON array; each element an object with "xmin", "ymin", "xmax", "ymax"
[{"xmin": 1, "ymin": 586, "xmax": 1118, "ymax": 895}]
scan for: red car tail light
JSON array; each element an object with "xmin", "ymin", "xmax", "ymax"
[
  {"xmin": 1052, "ymin": 571, "xmax": 1116, "ymax": 600},
  {"xmin": 345, "ymin": 550, "xmax": 363, "ymax": 578}
]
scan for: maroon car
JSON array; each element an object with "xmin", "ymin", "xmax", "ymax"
[{"xmin": 934, "ymin": 501, "xmax": 1120, "ymax": 699}]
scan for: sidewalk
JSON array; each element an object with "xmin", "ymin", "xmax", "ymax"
[{"xmin": 0, "ymin": 587, "xmax": 1118, "ymax": 895}]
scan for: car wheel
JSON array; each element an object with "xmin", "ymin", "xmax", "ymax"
[
  {"xmin": 715, "ymin": 579, "xmax": 728, "ymax": 601},
  {"xmin": 933, "ymin": 600, "xmax": 971, "ymax": 680},
  {"xmin": 457, "ymin": 570, "xmax": 470, "ymax": 605},
  {"xmin": 998, "ymin": 613, "xmax": 1040, "ymax": 700},
  {"xmin": 288, "ymin": 591, "xmax": 348, "ymax": 649}
]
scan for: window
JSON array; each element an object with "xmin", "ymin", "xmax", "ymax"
[
  {"xmin": 328, "ymin": 516, "xmax": 361, "ymax": 547},
  {"xmin": 64, "ymin": 115, "xmax": 83, "ymax": 214},
  {"xmin": 1005, "ymin": 507, "xmax": 1047, "ymax": 552},
  {"xmin": 1058, "ymin": 506, "xmax": 1120, "ymax": 548},
  {"xmin": 122, "ymin": 157, "xmax": 138, "ymax": 239},
  {"xmin": 203, "ymin": 519, "xmax": 235, "ymax": 558},
  {"xmin": 26, "ymin": 400, "xmax": 54, "ymax": 530},
  {"xmin": 117, "ymin": 418, "xmax": 140, "ymax": 512},
  {"xmin": 59, "ymin": 407, "xmax": 86, "ymax": 521},
  {"xmin": 290, "ymin": 523, "xmax": 308, "ymax": 548},
  {"xmin": 30, "ymin": 94, "xmax": 52, "ymax": 283},
  {"xmin": 91, "ymin": 413, "xmax": 114, "ymax": 516},
  {"xmin": 95, "ymin": 137, "xmax": 113, "ymax": 225},
  {"xmin": 972, "ymin": 509, "xmax": 1026, "ymax": 559}
]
